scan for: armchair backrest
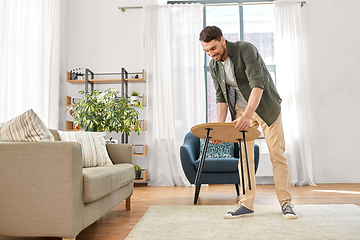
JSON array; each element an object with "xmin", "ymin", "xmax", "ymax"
[{"xmin": 183, "ymin": 132, "xmax": 200, "ymax": 160}]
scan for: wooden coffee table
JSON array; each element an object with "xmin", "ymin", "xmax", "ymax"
[{"xmin": 190, "ymin": 122, "xmax": 261, "ymax": 204}]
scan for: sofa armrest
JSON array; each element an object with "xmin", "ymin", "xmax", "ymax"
[
  {"xmin": 106, "ymin": 143, "xmax": 134, "ymax": 165},
  {"xmin": 180, "ymin": 144, "xmax": 198, "ymax": 184},
  {"xmin": 0, "ymin": 142, "xmax": 83, "ymax": 238}
]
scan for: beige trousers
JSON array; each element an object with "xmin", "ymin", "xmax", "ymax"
[{"xmin": 235, "ymin": 105, "xmax": 292, "ymax": 210}]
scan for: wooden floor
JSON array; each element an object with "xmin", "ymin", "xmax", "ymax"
[{"xmin": 1, "ymin": 183, "xmax": 360, "ymax": 240}]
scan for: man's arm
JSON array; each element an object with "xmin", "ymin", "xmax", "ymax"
[
  {"xmin": 233, "ymin": 87, "xmax": 263, "ymax": 130},
  {"xmin": 217, "ymin": 102, "xmax": 228, "ymax": 122},
  {"xmin": 211, "ymin": 102, "xmax": 228, "ymax": 145}
]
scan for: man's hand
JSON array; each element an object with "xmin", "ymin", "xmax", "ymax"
[
  {"xmin": 210, "ymin": 140, "xmax": 222, "ymax": 145},
  {"xmin": 232, "ymin": 116, "xmax": 251, "ymax": 130},
  {"xmin": 232, "ymin": 87, "xmax": 264, "ymax": 131}
]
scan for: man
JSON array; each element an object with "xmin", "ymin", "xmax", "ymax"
[{"xmin": 199, "ymin": 26, "xmax": 296, "ymax": 219}]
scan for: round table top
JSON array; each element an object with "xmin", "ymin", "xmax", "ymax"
[{"xmin": 191, "ymin": 122, "xmax": 261, "ymax": 143}]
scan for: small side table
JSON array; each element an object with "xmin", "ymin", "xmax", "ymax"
[{"xmin": 191, "ymin": 123, "xmax": 261, "ymax": 204}]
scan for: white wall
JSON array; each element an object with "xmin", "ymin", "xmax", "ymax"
[
  {"xmin": 301, "ymin": 0, "xmax": 360, "ymax": 183},
  {"xmin": 60, "ymin": 0, "xmax": 360, "ymax": 183}
]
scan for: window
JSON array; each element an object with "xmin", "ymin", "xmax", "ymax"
[{"xmin": 204, "ymin": 1, "xmax": 275, "ymax": 122}]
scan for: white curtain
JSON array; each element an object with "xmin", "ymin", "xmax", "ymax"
[
  {"xmin": 144, "ymin": 4, "xmax": 205, "ymax": 186},
  {"xmin": 274, "ymin": 0, "xmax": 315, "ymax": 186},
  {"xmin": 0, "ymin": 0, "xmax": 60, "ymax": 128}
]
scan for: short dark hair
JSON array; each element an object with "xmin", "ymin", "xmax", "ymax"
[{"xmin": 199, "ymin": 26, "xmax": 223, "ymax": 42}]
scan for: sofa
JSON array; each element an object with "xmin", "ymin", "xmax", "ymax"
[{"xmin": 0, "ymin": 129, "xmax": 135, "ymax": 240}]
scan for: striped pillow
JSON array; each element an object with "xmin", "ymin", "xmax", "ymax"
[
  {"xmin": 0, "ymin": 109, "xmax": 54, "ymax": 142},
  {"xmin": 58, "ymin": 131, "xmax": 113, "ymax": 168}
]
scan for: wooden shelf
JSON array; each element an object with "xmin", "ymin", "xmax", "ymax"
[
  {"xmin": 134, "ymin": 179, "xmax": 149, "ymax": 184},
  {"xmin": 131, "ymin": 120, "xmax": 146, "ymax": 131},
  {"xmin": 134, "ymin": 169, "xmax": 148, "ymax": 182},
  {"xmin": 66, "ymin": 96, "xmax": 72, "ymax": 107},
  {"xmin": 66, "ymin": 69, "xmax": 146, "ymax": 84},
  {"xmin": 140, "ymin": 119, "xmax": 146, "ymax": 131},
  {"xmin": 140, "ymin": 94, "xmax": 147, "ymax": 106},
  {"xmin": 66, "ymin": 96, "xmax": 80, "ymax": 106},
  {"xmin": 65, "ymin": 121, "xmax": 83, "ymax": 131},
  {"xmin": 128, "ymin": 94, "xmax": 147, "ymax": 107},
  {"xmin": 133, "ymin": 145, "xmax": 147, "ymax": 156},
  {"xmin": 134, "ymin": 179, "xmax": 149, "ymax": 185}
]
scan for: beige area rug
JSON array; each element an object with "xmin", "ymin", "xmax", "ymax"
[{"xmin": 126, "ymin": 204, "xmax": 360, "ymax": 240}]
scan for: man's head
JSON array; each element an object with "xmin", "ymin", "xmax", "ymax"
[
  {"xmin": 199, "ymin": 26, "xmax": 223, "ymax": 42},
  {"xmin": 199, "ymin": 26, "xmax": 227, "ymax": 62}
]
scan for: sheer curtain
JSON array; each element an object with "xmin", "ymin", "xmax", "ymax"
[
  {"xmin": 274, "ymin": 0, "xmax": 315, "ymax": 186},
  {"xmin": 144, "ymin": 4, "xmax": 205, "ymax": 186},
  {"xmin": 0, "ymin": 0, "xmax": 60, "ymax": 128}
]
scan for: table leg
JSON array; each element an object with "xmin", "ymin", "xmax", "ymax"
[
  {"xmin": 194, "ymin": 128, "xmax": 212, "ymax": 204},
  {"xmin": 241, "ymin": 130, "xmax": 252, "ymax": 191},
  {"xmin": 235, "ymin": 184, "xmax": 240, "ymax": 196},
  {"xmin": 237, "ymin": 139, "xmax": 246, "ymax": 195}
]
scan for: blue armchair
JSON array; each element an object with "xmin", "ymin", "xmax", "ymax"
[{"xmin": 180, "ymin": 132, "xmax": 259, "ymax": 203}]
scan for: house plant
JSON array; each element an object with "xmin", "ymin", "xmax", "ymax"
[
  {"xmin": 66, "ymin": 88, "xmax": 143, "ymax": 135},
  {"xmin": 134, "ymin": 164, "xmax": 142, "ymax": 180},
  {"xmin": 130, "ymin": 91, "xmax": 139, "ymax": 104}
]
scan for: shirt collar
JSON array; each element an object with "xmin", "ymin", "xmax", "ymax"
[{"xmin": 225, "ymin": 40, "xmax": 233, "ymax": 58}]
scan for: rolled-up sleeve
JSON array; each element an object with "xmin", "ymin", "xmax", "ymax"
[{"xmin": 242, "ymin": 44, "xmax": 266, "ymax": 90}]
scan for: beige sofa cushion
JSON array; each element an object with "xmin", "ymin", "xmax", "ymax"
[{"xmin": 83, "ymin": 163, "xmax": 135, "ymax": 203}]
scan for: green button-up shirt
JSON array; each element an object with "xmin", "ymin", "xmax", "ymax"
[{"xmin": 209, "ymin": 40, "xmax": 282, "ymax": 127}]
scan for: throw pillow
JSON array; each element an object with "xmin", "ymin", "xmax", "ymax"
[
  {"xmin": 58, "ymin": 131, "xmax": 113, "ymax": 168},
  {"xmin": 199, "ymin": 138, "xmax": 234, "ymax": 159},
  {"xmin": 0, "ymin": 109, "xmax": 54, "ymax": 142}
]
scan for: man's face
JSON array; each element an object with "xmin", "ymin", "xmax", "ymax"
[{"xmin": 201, "ymin": 37, "xmax": 226, "ymax": 61}]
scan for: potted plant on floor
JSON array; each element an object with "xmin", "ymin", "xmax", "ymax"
[
  {"xmin": 134, "ymin": 164, "xmax": 142, "ymax": 180},
  {"xmin": 66, "ymin": 88, "xmax": 143, "ymax": 135}
]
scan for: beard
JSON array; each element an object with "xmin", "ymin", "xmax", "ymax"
[{"xmin": 219, "ymin": 43, "xmax": 226, "ymax": 61}]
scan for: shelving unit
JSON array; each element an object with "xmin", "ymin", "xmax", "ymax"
[
  {"xmin": 66, "ymin": 68, "xmax": 149, "ymax": 184},
  {"xmin": 66, "ymin": 69, "xmax": 146, "ymax": 84}
]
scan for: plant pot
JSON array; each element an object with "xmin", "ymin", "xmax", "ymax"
[
  {"xmin": 135, "ymin": 171, "xmax": 141, "ymax": 180},
  {"xmin": 130, "ymin": 96, "xmax": 139, "ymax": 103}
]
